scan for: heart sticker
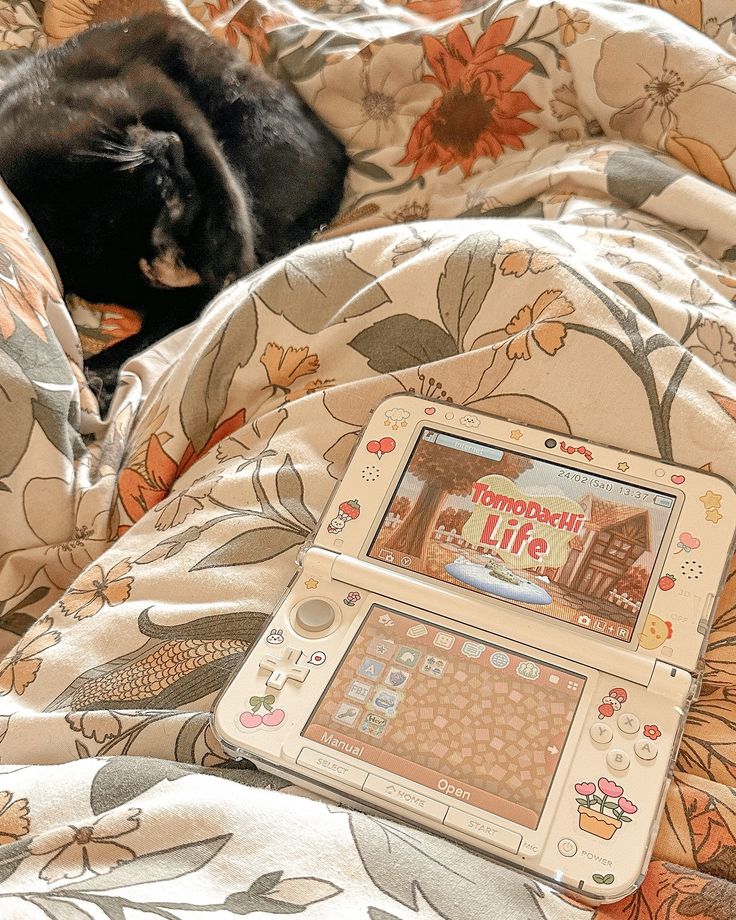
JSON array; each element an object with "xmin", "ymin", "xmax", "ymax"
[
  {"xmin": 671, "ymin": 474, "xmax": 685, "ymax": 485},
  {"xmin": 678, "ymin": 532, "xmax": 701, "ymax": 550}
]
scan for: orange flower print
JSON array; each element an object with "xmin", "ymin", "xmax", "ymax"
[
  {"xmin": 498, "ymin": 240, "xmax": 558, "ymax": 276},
  {"xmin": 28, "ymin": 807, "xmax": 141, "ymax": 883},
  {"xmin": 59, "ymin": 560, "xmax": 133, "ymax": 620},
  {"xmin": 66, "ymin": 711, "xmax": 123, "ymax": 744},
  {"xmin": 0, "ymin": 791, "xmax": 29, "ymax": 844},
  {"xmin": 260, "ymin": 343, "xmax": 320, "ymax": 390},
  {"xmin": 0, "ymin": 615, "xmax": 61, "ymax": 696},
  {"xmin": 556, "ymin": 7, "xmax": 590, "ymax": 46},
  {"xmin": 504, "ymin": 290, "xmax": 574, "ymax": 360},
  {"xmin": 691, "ymin": 320, "xmax": 736, "ymax": 381},
  {"xmin": 399, "ymin": 19, "xmax": 539, "ymax": 178},
  {"xmin": 118, "ymin": 411, "xmax": 246, "ymax": 526},
  {"xmin": 188, "ymin": 0, "xmax": 270, "ymax": 63},
  {"xmin": 0, "ymin": 211, "xmax": 61, "ymax": 342},
  {"xmin": 118, "ymin": 433, "xmax": 178, "ymax": 525},
  {"xmin": 406, "ymin": 0, "xmax": 461, "ymax": 20}
]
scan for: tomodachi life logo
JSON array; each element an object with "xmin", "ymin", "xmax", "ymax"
[{"xmin": 461, "ymin": 475, "xmax": 585, "ymax": 570}]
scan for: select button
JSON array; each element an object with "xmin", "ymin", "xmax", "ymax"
[
  {"xmin": 444, "ymin": 807, "xmax": 522, "ymax": 854},
  {"xmin": 297, "ymin": 748, "xmax": 367, "ymax": 789}
]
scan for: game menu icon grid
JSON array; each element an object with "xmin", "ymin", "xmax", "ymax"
[{"xmin": 304, "ymin": 605, "xmax": 586, "ymax": 829}]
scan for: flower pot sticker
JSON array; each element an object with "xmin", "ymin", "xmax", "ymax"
[
  {"xmin": 574, "ymin": 779, "xmax": 637, "ymax": 840},
  {"xmin": 577, "ymin": 805, "xmax": 621, "ymax": 840}
]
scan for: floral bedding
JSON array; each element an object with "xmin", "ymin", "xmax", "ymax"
[{"xmin": 0, "ymin": 0, "xmax": 735, "ymax": 916}]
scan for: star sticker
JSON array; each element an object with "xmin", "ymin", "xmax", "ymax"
[
  {"xmin": 706, "ymin": 508, "xmax": 723, "ymax": 524},
  {"xmin": 617, "ymin": 461, "xmax": 630, "ymax": 472},
  {"xmin": 304, "ymin": 578, "xmax": 319, "ymax": 590},
  {"xmin": 510, "ymin": 430, "xmax": 523, "ymax": 440},
  {"xmin": 700, "ymin": 490, "xmax": 723, "ymax": 511}
]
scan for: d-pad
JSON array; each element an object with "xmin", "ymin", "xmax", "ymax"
[{"xmin": 259, "ymin": 647, "xmax": 309, "ymax": 690}]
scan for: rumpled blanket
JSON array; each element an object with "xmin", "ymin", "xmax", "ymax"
[{"xmin": 0, "ymin": 0, "xmax": 735, "ymax": 916}]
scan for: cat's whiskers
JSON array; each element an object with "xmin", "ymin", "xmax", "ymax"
[{"xmin": 71, "ymin": 140, "xmax": 154, "ymax": 171}]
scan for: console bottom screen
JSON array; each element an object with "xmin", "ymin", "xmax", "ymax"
[{"xmin": 303, "ymin": 605, "xmax": 586, "ymax": 830}]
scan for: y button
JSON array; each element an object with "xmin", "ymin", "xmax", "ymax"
[{"xmin": 259, "ymin": 647, "xmax": 309, "ymax": 690}]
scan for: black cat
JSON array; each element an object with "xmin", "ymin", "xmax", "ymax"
[{"xmin": 0, "ymin": 13, "xmax": 348, "ymax": 404}]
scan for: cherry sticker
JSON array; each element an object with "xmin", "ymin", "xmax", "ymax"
[{"xmin": 367, "ymin": 437, "xmax": 396, "ymax": 460}]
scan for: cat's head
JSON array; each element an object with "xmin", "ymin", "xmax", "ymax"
[{"xmin": 2, "ymin": 112, "xmax": 256, "ymax": 308}]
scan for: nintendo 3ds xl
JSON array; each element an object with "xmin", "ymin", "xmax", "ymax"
[{"xmin": 212, "ymin": 394, "xmax": 736, "ymax": 902}]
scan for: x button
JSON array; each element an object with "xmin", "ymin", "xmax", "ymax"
[{"xmin": 617, "ymin": 713, "xmax": 640, "ymax": 734}]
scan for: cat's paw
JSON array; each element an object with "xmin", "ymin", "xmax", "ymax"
[{"xmin": 198, "ymin": 200, "xmax": 257, "ymax": 288}]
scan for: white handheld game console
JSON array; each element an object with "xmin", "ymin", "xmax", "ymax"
[{"xmin": 212, "ymin": 394, "xmax": 736, "ymax": 902}]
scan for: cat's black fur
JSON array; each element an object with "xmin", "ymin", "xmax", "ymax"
[{"xmin": 0, "ymin": 13, "xmax": 348, "ymax": 406}]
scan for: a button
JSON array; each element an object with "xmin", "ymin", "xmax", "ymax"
[
  {"xmin": 634, "ymin": 739, "xmax": 659, "ymax": 761},
  {"xmin": 294, "ymin": 599, "xmax": 337, "ymax": 634},
  {"xmin": 297, "ymin": 748, "xmax": 368, "ymax": 789},
  {"xmin": 444, "ymin": 808, "xmax": 522, "ymax": 854},
  {"xmin": 606, "ymin": 748, "xmax": 630, "ymax": 772},
  {"xmin": 617, "ymin": 713, "xmax": 640, "ymax": 734},
  {"xmin": 364, "ymin": 775, "xmax": 447, "ymax": 821},
  {"xmin": 589, "ymin": 723, "xmax": 613, "ymax": 744},
  {"xmin": 259, "ymin": 647, "xmax": 309, "ymax": 690},
  {"xmin": 558, "ymin": 838, "xmax": 577, "ymax": 858}
]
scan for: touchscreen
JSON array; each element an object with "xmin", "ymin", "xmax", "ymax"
[
  {"xmin": 368, "ymin": 429, "xmax": 676, "ymax": 642},
  {"xmin": 303, "ymin": 605, "xmax": 586, "ymax": 829}
]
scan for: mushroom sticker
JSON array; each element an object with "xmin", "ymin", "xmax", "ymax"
[{"xmin": 598, "ymin": 687, "xmax": 627, "ymax": 719}]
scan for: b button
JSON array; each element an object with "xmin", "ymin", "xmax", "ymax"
[{"xmin": 606, "ymin": 748, "xmax": 630, "ymax": 772}]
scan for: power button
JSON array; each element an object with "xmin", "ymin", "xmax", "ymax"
[{"xmin": 558, "ymin": 838, "xmax": 577, "ymax": 858}]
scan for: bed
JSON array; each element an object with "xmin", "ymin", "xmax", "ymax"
[{"xmin": 0, "ymin": 0, "xmax": 734, "ymax": 915}]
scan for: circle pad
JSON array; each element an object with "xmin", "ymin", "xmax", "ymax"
[{"xmin": 294, "ymin": 598, "xmax": 337, "ymax": 634}]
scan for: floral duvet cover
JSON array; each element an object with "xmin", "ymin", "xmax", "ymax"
[{"xmin": 0, "ymin": 0, "xmax": 735, "ymax": 916}]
